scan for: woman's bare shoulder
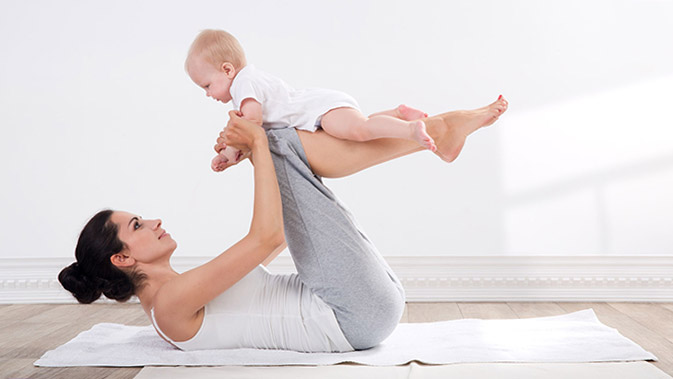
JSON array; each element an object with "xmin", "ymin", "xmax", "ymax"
[{"xmin": 150, "ymin": 277, "xmax": 205, "ymax": 342}]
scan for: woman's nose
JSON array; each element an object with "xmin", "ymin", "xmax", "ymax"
[{"xmin": 153, "ymin": 219, "xmax": 162, "ymax": 229}]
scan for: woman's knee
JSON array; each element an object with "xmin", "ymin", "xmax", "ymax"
[
  {"xmin": 362, "ymin": 275, "xmax": 406, "ymax": 324},
  {"xmin": 347, "ymin": 286, "xmax": 405, "ymax": 350},
  {"xmin": 376, "ymin": 288, "xmax": 405, "ymax": 327}
]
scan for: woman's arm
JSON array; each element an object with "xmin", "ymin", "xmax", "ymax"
[
  {"xmin": 262, "ymin": 238, "xmax": 287, "ymax": 266},
  {"xmin": 153, "ymin": 111, "xmax": 284, "ymax": 341}
]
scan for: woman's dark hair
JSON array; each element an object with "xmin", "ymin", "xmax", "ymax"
[{"xmin": 59, "ymin": 209, "xmax": 146, "ymax": 304}]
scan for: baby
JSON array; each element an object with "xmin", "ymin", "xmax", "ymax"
[{"xmin": 185, "ymin": 29, "xmax": 436, "ymax": 172}]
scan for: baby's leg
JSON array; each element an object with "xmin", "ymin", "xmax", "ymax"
[
  {"xmin": 368, "ymin": 104, "xmax": 428, "ymax": 121},
  {"xmin": 301, "ymin": 96, "xmax": 509, "ymax": 177},
  {"xmin": 321, "ymin": 107, "xmax": 437, "ymax": 151}
]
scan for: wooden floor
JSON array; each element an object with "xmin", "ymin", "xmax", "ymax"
[{"xmin": 1, "ymin": 302, "xmax": 671, "ymax": 379}]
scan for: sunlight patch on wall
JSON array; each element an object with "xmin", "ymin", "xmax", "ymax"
[{"xmin": 500, "ymin": 75, "xmax": 673, "ymax": 254}]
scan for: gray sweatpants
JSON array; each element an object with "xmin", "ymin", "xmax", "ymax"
[{"xmin": 266, "ymin": 128, "xmax": 406, "ymax": 350}]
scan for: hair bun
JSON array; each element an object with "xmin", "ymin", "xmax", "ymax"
[
  {"xmin": 69, "ymin": 262, "xmax": 83, "ymax": 275},
  {"xmin": 58, "ymin": 262, "xmax": 102, "ymax": 304},
  {"xmin": 101, "ymin": 276, "xmax": 135, "ymax": 302}
]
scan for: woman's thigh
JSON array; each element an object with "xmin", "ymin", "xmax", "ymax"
[{"xmin": 296, "ymin": 129, "xmax": 419, "ymax": 178}]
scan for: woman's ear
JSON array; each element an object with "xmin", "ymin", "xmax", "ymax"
[{"xmin": 110, "ymin": 253, "xmax": 136, "ymax": 268}]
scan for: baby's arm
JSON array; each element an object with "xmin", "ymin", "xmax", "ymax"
[{"xmin": 239, "ymin": 98, "xmax": 263, "ymax": 126}]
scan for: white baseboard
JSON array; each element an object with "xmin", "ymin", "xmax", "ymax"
[{"xmin": 1, "ymin": 256, "xmax": 671, "ymax": 304}]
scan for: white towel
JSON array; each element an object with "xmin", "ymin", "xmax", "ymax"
[{"xmin": 34, "ymin": 309, "xmax": 656, "ymax": 367}]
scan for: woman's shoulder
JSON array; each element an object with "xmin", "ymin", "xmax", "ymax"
[{"xmin": 149, "ymin": 275, "xmax": 206, "ymax": 342}]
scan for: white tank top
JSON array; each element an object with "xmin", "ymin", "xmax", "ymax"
[{"xmin": 150, "ymin": 265, "xmax": 353, "ymax": 352}]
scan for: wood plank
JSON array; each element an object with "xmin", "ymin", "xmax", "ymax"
[
  {"xmin": 660, "ymin": 303, "xmax": 673, "ymax": 314},
  {"xmin": 0, "ymin": 358, "xmax": 39, "ymax": 378},
  {"xmin": 86, "ymin": 303, "xmax": 149, "ymax": 326},
  {"xmin": 507, "ymin": 302, "xmax": 567, "ymax": 318},
  {"xmin": 27, "ymin": 303, "xmax": 119, "ymax": 323},
  {"xmin": 33, "ymin": 366, "xmax": 141, "ymax": 379},
  {"xmin": 400, "ymin": 304, "xmax": 409, "ymax": 323},
  {"xmin": 24, "ymin": 303, "xmax": 149, "ymax": 326},
  {"xmin": 609, "ymin": 303, "xmax": 673, "ymax": 344},
  {"xmin": 0, "ymin": 304, "xmax": 54, "ymax": 325},
  {"xmin": 0, "ymin": 318, "xmax": 73, "ymax": 355},
  {"xmin": 457, "ymin": 303, "xmax": 517, "ymax": 319},
  {"xmin": 0, "ymin": 304, "xmax": 145, "ymax": 379},
  {"xmin": 0, "ymin": 323, "xmax": 78, "ymax": 359},
  {"xmin": 559, "ymin": 302, "xmax": 673, "ymax": 376},
  {"xmin": 11, "ymin": 307, "xmax": 147, "ymax": 361},
  {"xmin": 102, "ymin": 367, "xmax": 144, "ymax": 379},
  {"xmin": 0, "ymin": 309, "xmax": 144, "ymax": 360},
  {"xmin": 407, "ymin": 302, "xmax": 462, "ymax": 322},
  {"xmin": 0, "ymin": 358, "xmax": 110, "ymax": 379},
  {"xmin": 0, "ymin": 358, "xmax": 139, "ymax": 379}
]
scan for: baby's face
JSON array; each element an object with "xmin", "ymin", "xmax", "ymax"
[{"xmin": 188, "ymin": 56, "xmax": 234, "ymax": 103}]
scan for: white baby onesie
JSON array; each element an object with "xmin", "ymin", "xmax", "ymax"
[{"xmin": 229, "ymin": 65, "xmax": 360, "ymax": 132}]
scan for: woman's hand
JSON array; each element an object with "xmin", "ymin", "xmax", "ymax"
[{"xmin": 214, "ymin": 111, "xmax": 267, "ymax": 156}]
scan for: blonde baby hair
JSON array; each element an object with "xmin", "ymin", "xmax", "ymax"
[{"xmin": 186, "ymin": 29, "xmax": 247, "ymax": 71}]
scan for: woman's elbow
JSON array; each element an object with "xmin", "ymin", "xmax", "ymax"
[
  {"xmin": 268, "ymin": 230, "xmax": 285, "ymax": 248},
  {"xmin": 249, "ymin": 229, "xmax": 284, "ymax": 249}
]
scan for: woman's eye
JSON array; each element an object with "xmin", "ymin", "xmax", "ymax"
[{"xmin": 134, "ymin": 221, "xmax": 141, "ymax": 230}]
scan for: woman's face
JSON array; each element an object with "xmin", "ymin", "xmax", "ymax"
[{"xmin": 110, "ymin": 211, "xmax": 177, "ymax": 265}]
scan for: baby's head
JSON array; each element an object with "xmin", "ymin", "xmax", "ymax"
[{"xmin": 185, "ymin": 29, "xmax": 247, "ymax": 103}]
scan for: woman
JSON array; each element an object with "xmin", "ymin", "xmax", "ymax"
[{"xmin": 59, "ymin": 97, "xmax": 508, "ymax": 352}]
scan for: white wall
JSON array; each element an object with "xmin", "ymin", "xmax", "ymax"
[{"xmin": 1, "ymin": 0, "xmax": 672, "ymax": 261}]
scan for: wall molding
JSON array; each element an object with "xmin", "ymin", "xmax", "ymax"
[{"xmin": 1, "ymin": 256, "xmax": 671, "ymax": 304}]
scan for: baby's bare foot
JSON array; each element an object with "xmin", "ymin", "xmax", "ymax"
[
  {"xmin": 396, "ymin": 104, "xmax": 428, "ymax": 121},
  {"xmin": 212, "ymin": 147, "xmax": 247, "ymax": 172},
  {"xmin": 211, "ymin": 153, "xmax": 229, "ymax": 172},
  {"xmin": 425, "ymin": 96, "xmax": 508, "ymax": 163},
  {"xmin": 412, "ymin": 120, "xmax": 437, "ymax": 152}
]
